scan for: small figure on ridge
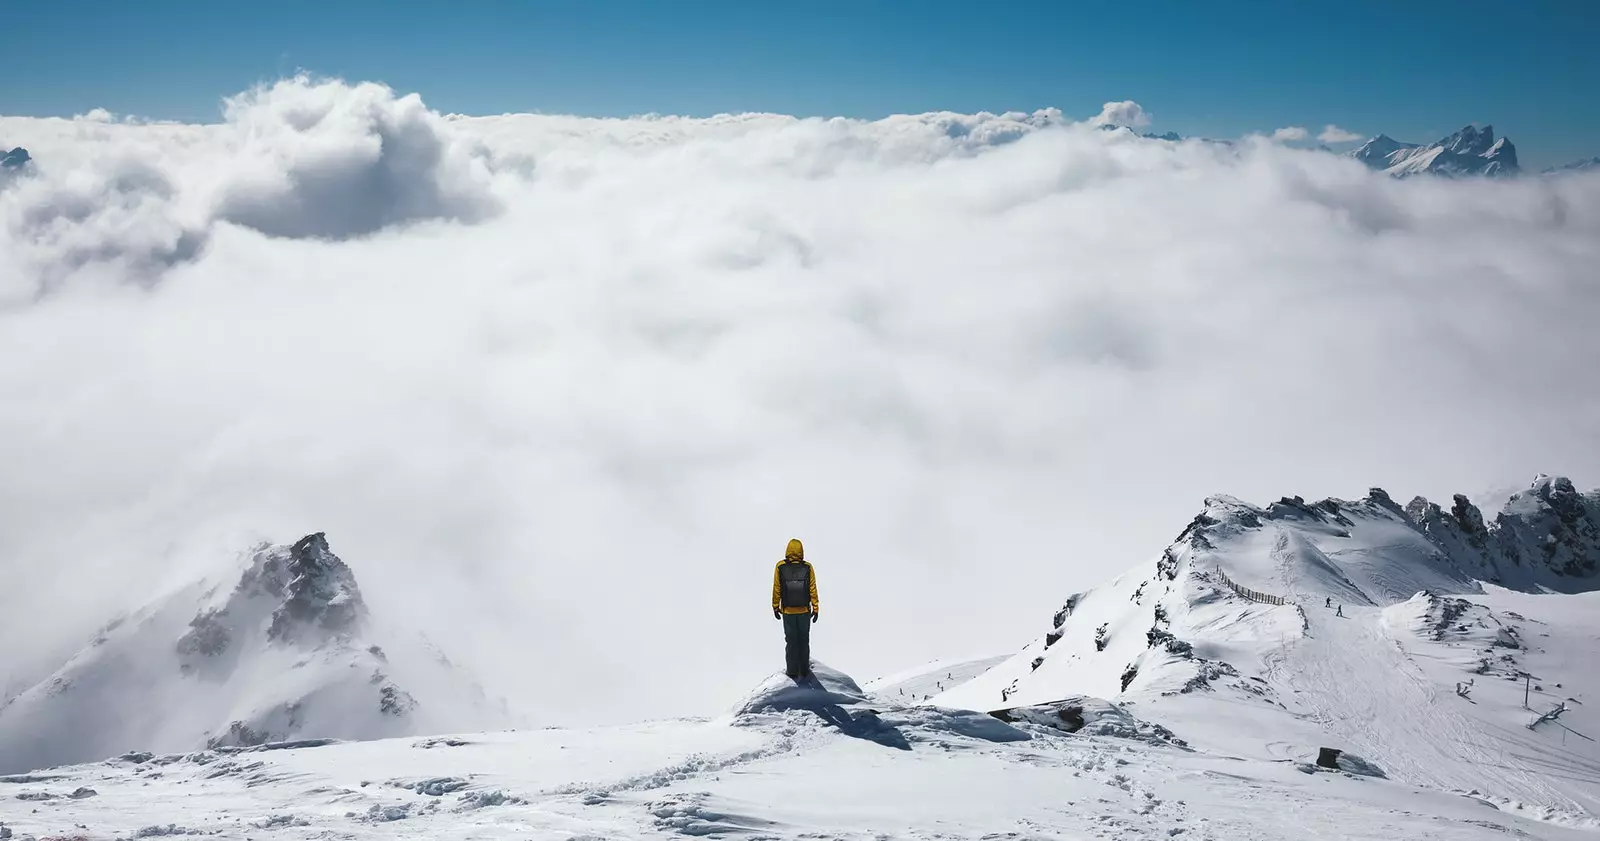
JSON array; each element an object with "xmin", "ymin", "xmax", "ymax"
[{"xmin": 772, "ymin": 538, "xmax": 820, "ymax": 679}]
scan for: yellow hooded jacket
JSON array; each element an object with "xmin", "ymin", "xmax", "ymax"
[{"xmin": 772, "ymin": 538, "xmax": 819, "ymax": 616}]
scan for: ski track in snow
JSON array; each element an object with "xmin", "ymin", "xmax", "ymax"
[{"xmin": 1267, "ymin": 602, "xmax": 1589, "ymax": 825}]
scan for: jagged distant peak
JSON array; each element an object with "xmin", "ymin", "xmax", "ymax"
[
  {"xmin": 0, "ymin": 532, "xmax": 515, "ymax": 774},
  {"xmin": 183, "ymin": 532, "xmax": 368, "ymax": 654},
  {"xmin": 1544, "ymin": 156, "xmax": 1600, "ymax": 175},
  {"xmin": 0, "ymin": 146, "xmax": 29, "ymax": 170},
  {"xmin": 1438, "ymin": 124, "xmax": 1496, "ymax": 155},
  {"xmin": 1150, "ymin": 475, "xmax": 1599, "ymax": 598},
  {"xmin": 1353, "ymin": 133, "xmax": 1418, "ymax": 154},
  {"xmin": 1350, "ymin": 124, "xmax": 1518, "ymax": 178}
]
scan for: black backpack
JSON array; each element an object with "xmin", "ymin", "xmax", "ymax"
[{"xmin": 778, "ymin": 561, "xmax": 812, "ymax": 609}]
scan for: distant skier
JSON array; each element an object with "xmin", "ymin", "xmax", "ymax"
[
  {"xmin": 1325, "ymin": 597, "xmax": 1331, "ymax": 608},
  {"xmin": 1336, "ymin": 604, "xmax": 1343, "ymax": 617},
  {"xmin": 772, "ymin": 538, "xmax": 820, "ymax": 679}
]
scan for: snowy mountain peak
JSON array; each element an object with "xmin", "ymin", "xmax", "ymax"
[
  {"xmin": 939, "ymin": 472, "xmax": 1600, "ymax": 709},
  {"xmin": 932, "ymin": 475, "xmax": 1600, "ymax": 823},
  {"xmin": 1496, "ymin": 474, "xmax": 1600, "ymax": 578},
  {"xmin": 1439, "ymin": 124, "xmax": 1494, "ymax": 155},
  {"xmin": 174, "ymin": 534, "xmax": 369, "ymax": 679},
  {"xmin": 1544, "ymin": 156, "xmax": 1600, "ymax": 175},
  {"xmin": 1351, "ymin": 134, "xmax": 1419, "ymax": 166},
  {"xmin": 1351, "ymin": 124, "xmax": 1518, "ymax": 177},
  {"xmin": 0, "ymin": 534, "xmax": 515, "ymax": 774}
]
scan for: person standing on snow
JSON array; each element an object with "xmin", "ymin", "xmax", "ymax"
[{"xmin": 772, "ymin": 538, "xmax": 820, "ymax": 678}]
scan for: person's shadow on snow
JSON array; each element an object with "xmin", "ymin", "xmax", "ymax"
[{"xmin": 790, "ymin": 674, "xmax": 911, "ymax": 751}]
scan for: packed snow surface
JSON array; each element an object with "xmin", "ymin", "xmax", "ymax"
[{"xmin": 3, "ymin": 658, "xmax": 1595, "ymax": 841}]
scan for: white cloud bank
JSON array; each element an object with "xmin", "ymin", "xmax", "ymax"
[
  {"xmin": 2, "ymin": 78, "xmax": 1599, "ymax": 728},
  {"xmin": 1091, "ymin": 100, "xmax": 1151, "ymax": 128},
  {"xmin": 1319, "ymin": 124, "xmax": 1365, "ymax": 143}
]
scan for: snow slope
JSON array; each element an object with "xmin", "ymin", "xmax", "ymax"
[
  {"xmin": 934, "ymin": 475, "xmax": 1600, "ymax": 827},
  {"xmin": 2, "ymin": 661, "xmax": 1593, "ymax": 841},
  {"xmin": 862, "ymin": 654, "xmax": 1009, "ymax": 703},
  {"xmin": 0, "ymin": 534, "xmax": 515, "ymax": 775}
]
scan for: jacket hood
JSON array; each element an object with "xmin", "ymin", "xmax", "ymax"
[{"xmin": 785, "ymin": 538, "xmax": 804, "ymax": 561}]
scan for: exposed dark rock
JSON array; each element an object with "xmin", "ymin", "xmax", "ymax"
[{"xmin": 266, "ymin": 533, "xmax": 368, "ymax": 643}]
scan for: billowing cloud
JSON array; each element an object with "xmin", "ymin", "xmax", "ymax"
[
  {"xmin": 1271, "ymin": 126, "xmax": 1310, "ymax": 142},
  {"xmin": 1319, "ymin": 124, "xmax": 1365, "ymax": 143},
  {"xmin": 1090, "ymin": 100, "xmax": 1151, "ymax": 128},
  {"xmin": 2, "ymin": 78, "xmax": 1598, "ymax": 729},
  {"xmin": 212, "ymin": 76, "xmax": 500, "ymax": 239}
]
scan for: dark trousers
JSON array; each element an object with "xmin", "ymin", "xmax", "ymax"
[{"xmin": 782, "ymin": 612, "xmax": 812, "ymax": 676}]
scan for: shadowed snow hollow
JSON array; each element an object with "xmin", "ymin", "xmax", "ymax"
[{"xmin": 0, "ymin": 534, "xmax": 515, "ymax": 774}]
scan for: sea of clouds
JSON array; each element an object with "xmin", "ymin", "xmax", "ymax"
[{"xmin": 2, "ymin": 77, "xmax": 1598, "ymax": 723}]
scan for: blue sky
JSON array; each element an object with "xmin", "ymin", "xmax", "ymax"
[{"xmin": 1, "ymin": 0, "xmax": 1596, "ymax": 168}]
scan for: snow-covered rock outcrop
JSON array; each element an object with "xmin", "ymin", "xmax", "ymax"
[
  {"xmin": 1351, "ymin": 125, "xmax": 1519, "ymax": 177},
  {"xmin": 1408, "ymin": 474, "xmax": 1600, "ymax": 586},
  {"xmin": 0, "ymin": 533, "xmax": 515, "ymax": 774}
]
